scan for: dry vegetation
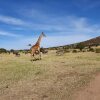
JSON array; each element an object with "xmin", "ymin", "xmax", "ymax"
[{"xmin": 0, "ymin": 51, "xmax": 100, "ymax": 100}]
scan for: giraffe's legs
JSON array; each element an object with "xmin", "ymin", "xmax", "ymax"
[
  {"xmin": 39, "ymin": 51, "xmax": 41, "ymax": 60},
  {"xmin": 31, "ymin": 54, "xmax": 36, "ymax": 61},
  {"xmin": 35, "ymin": 50, "xmax": 41, "ymax": 60},
  {"xmin": 38, "ymin": 50, "xmax": 41, "ymax": 60},
  {"xmin": 31, "ymin": 50, "xmax": 42, "ymax": 61}
]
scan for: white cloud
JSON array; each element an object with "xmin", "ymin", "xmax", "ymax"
[
  {"xmin": 1, "ymin": 15, "xmax": 100, "ymax": 49},
  {"xmin": 0, "ymin": 14, "xmax": 100, "ymax": 37},
  {"xmin": 0, "ymin": 31, "xmax": 19, "ymax": 37},
  {"xmin": 46, "ymin": 16, "xmax": 100, "ymax": 35},
  {"xmin": 0, "ymin": 15, "xmax": 26, "ymax": 26},
  {"xmin": 21, "ymin": 10, "xmax": 100, "ymax": 35},
  {"xmin": 0, "ymin": 12, "xmax": 100, "ymax": 49}
]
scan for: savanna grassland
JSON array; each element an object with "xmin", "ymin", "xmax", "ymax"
[{"xmin": 0, "ymin": 51, "xmax": 100, "ymax": 100}]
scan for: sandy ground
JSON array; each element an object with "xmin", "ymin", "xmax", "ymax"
[
  {"xmin": 73, "ymin": 73, "xmax": 100, "ymax": 100},
  {"xmin": 0, "ymin": 52, "xmax": 100, "ymax": 100}
]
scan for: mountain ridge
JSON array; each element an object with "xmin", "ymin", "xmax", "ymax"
[{"xmin": 48, "ymin": 36, "xmax": 100, "ymax": 49}]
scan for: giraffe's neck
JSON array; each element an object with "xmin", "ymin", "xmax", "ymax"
[{"xmin": 35, "ymin": 34, "xmax": 43, "ymax": 46}]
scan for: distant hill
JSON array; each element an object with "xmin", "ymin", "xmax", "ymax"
[
  {"xmin": 48, "ymin": 36, "xmax": 100, "ymax": 49},
  {"xmin": 80, "ymin": 36, "xmax": 100, "ymax": 46}
]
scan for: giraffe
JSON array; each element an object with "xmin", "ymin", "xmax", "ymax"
[{"xmin": 30, "ymin": 32, "xmax": 46, "ymax": 60}]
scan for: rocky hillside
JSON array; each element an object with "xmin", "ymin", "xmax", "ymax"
[
  {"xmin": 81, "ymin": 36, "xmax": 100, "ymax": 46},
  {"xmin": 48, "ymin": 36, "xmax": 100, "ymax": 50}
]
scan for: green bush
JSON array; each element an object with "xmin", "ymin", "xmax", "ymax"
[
  {"xmin": 72, "ymin": 49, "xmax": 77, "ymax": 53},
  {"xmin": 82, "ymin": 50, "xmax": 86, "ymax": 52},
  {"xmin": 95, "ymin": 48, "xmax": 100, "ymax": 53},
  {"xmin": 0, "ymin": 48, "xmax": 7, "ymax": 53},
  {"xmin": 89, "ymin": 48, "xmax": 95, "ymax": 52},
  {"xmin": 64, "ymin": 49, "xmax": 70, "ymax": 53},
  {"xmin": 76, "ymin": 43, "xmax": 85, "ymax": 51}
]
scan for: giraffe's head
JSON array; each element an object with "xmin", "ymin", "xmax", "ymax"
[{"xmin": 41, "ymin": 32, "xmax": 46, "ymax": 37}]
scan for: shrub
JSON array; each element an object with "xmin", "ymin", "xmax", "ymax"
[
  {"xmin": 82, "ymin": 50, "xmax": 86, "ymax": 52},
  {"xmin": 56, "ymin": 49, "xmax": 65, "ymax": 56},
  {"xmin": 10, "ymin": 49, "xmax": 14, "ymax": 53},
  {"xmin": 72, "ymin": 49, "xmax": 77, "ymax": 53},
  {"xmin": 76, "ymin": 43, "xmax": 85, "ymax": 51},
  {"xmin": 64, "ymin": 49, "xmax": 70, "ymax": 53},
  {"xmin": 40, "ymin": 47, "xmax": 48, "ymax": 54},
  {"xmin": 89, "ymin": 48, "xmax": 95, "ymax": 52},
  {"xmin": 95, "ymin": 48, "xmax": 100, "ymax": 53},
  {"xmin": 0, "ymin": 48, "xmax": 7, "ymax": 53}
]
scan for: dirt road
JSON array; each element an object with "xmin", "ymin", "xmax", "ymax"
[{"xmin": 73, "ymin": 73, "xmax": 100, "ymax": 100}]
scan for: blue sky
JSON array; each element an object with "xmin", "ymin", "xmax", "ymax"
[{"xmin": 0, "ymin": 0, "xmax": 100, "ymax": 50}]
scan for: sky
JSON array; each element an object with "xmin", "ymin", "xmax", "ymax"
[{"xmin": 0, "ymin": 0, "xmax": 100, "ymax": 50}]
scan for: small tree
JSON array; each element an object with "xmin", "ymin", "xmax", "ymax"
[
  {"xmin": 95, "ymin": 48, "xmax": 100, "ymax": 53},
  {"xmin": 0, "ymin": 48, "xmax": 7, "ymax": 53},
  {"xmin": 89, "ymin": 48, "xmax": 95, "ymax": 52},
  {"xmin": 76, "ymin": 43, "xmax": 85, "ymax": 51},
  {"xmin": 72, "ymin": 49, "xmax": 77, "ymax": 53},
  {"xmin": 10, "ymin": 49, "xmax": 14, "ymax": 53}
]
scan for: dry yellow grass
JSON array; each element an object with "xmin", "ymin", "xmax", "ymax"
[{"xmin": 0, "ymin": 51, "xmax": 100, "ymax": 100}]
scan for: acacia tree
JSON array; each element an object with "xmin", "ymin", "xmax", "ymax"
[
  {"xmin": 76, "ymin": 43, "xmax": 85, "ymax": 51},
  {"xmin": 0, "ymin": 48, "xmax": 7, "ymax": 53},
  {"xmin": 10, "ymin": 49, "xmax": 14, "ymax": 53}
]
